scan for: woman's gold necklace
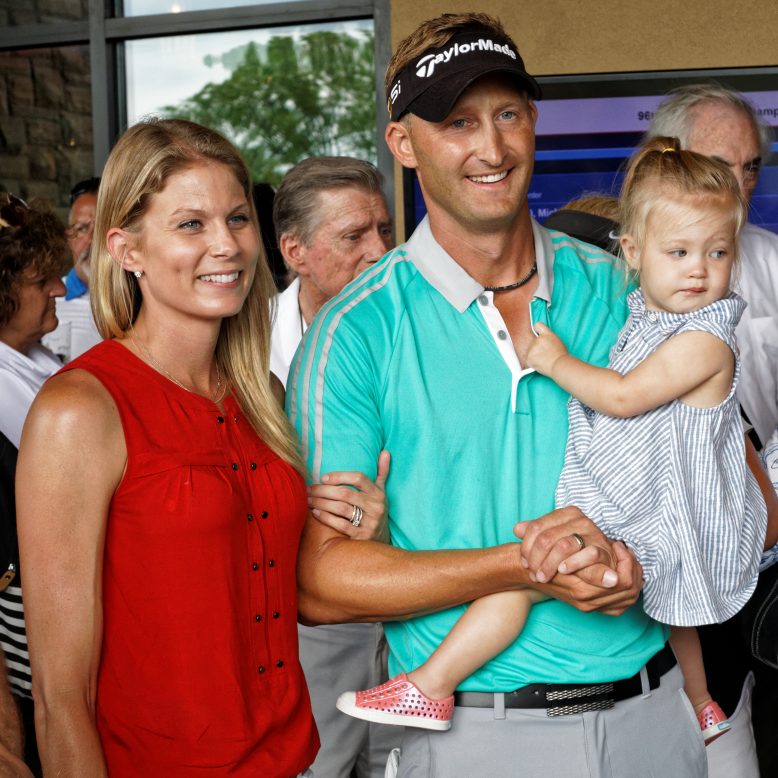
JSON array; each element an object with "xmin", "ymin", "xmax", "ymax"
[{"xmin": 131, "ymin": 333, "xmax": 225, "ymax": 404}]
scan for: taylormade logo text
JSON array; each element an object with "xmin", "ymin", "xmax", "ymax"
[{"xmin": 415, "ymin": 38, "xmax": 517, "ymax": 79}]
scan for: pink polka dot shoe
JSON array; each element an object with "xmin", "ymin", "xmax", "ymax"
[
  {"xmin": 336, "ymin": 673, "xmax": 454, "ymax": 731},
  {"xmin": 697, "ymin": 701, "xmax": 731, "ymax": 745}
]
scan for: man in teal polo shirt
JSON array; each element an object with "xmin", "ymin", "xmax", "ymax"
[{"xmin": 290, "ymin": 12, "xmax": 706, "ymax": 777}]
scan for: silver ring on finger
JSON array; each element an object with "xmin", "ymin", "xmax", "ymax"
[
  {"xmin": 570, "ymin": 532, "xmax": 586, "ymax": 551},
  {"xmin": 350, "ymin": 504, "xmax": 363, "ymax": 527}
]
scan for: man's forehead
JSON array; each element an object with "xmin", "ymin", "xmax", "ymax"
[
  {"xmin": 687, "ymin": 101, "xmax": 760, "ymax": 159},
  {"xmin": 313, "ymin": 187, "xmax": 389, "ymax": 230},
  {"xmin": 69, "ymin": 191, "xmax": 97, "ymax": 219},
  {"xmin": 317, "ymin": 186, "xmax": 385, "ymax": 210}
]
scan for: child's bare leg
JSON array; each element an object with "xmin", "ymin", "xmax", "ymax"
[
  {"xmin": 408, "ymin": 589, "xmax": 548, "ymax": 699},
  {"xmin": 670, "ymin": 625, "xmax": 712, "ymax": 712}
]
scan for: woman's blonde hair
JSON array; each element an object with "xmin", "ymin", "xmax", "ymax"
[
  {"xmin": 619, "ymin": 135, "xmax": 748, "ymax": 264},
  {"xmin": 91, "ymin": 118, "xmax": 303, "ymax": 472}
]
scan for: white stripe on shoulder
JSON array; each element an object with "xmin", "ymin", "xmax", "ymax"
[
  {"xmin": 288, "ymin": 247, "xmax": 406, "ymax": 448},
  {"xmin": 548, "ymin": 231, "xmax": 621, "ymax": 265},
  {"xmin": 299, "ymin": 249, "xmax": 410, "ymax": 480}
]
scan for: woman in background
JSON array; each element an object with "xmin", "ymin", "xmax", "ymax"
[{"xmin": 0, "ymin": 193, "xmax": 68, "ymax": 777}]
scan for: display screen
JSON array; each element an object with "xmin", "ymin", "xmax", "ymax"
[{"xmin": 404, "ymin": 70, "xmax": 778, "ymax": 237}]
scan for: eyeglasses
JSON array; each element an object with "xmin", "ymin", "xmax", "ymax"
[
  {"xmin": 66, "ymin": 219, "xmax": 95, "ymax": 240},
  {"xmin": 69, "ymin": 177, "xmax": 101, "ymax": 206},
  {"xmin": 0, "ymin": 193, "xmax": 29, "ymax": 230}
]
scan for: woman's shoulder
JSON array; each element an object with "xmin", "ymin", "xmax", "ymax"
[{"xmin": 27, "ymin": 367, "xmax": 121, "ymax": 445}]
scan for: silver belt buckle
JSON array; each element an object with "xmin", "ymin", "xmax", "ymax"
[{"xmin": 545, "ymin": 682, "xmax": 615, "ymax": 717}]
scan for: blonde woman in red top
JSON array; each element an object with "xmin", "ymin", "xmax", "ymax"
[{"xmin": 16, "ymin": 119, "xmax": 363, "ymax": 777}]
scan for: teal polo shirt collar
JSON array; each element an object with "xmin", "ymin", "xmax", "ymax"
[{"xmin": 405, "ymin": 215, "xmax": 555, "ymax": 312}]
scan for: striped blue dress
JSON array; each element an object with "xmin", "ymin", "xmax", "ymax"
[{"xmin": 556, "ymin": 290, "xmax": 767, "ymax": 626}]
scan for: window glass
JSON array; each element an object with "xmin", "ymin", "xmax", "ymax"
[
  {"xmin": 0, "ymin": 0, "xmax": 89, "ymax": 24},
  {"xmin": 122, "ymin": 0, "xmax": 309, "ymax": 17},
  {"xmin": 124, "ymin": 19, "xmax": 376, "ymax": 186},
  {"xmin": 0, "ymin": 46, "xmax": 93, "ymax": 219}
]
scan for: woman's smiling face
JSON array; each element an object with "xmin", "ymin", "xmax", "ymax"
[{"xmin": 125, "ymin": 160, "xmax": 260, "ymax": 326}]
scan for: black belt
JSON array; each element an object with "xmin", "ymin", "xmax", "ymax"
[{"xmin": 454, "ymin": 643, "xmax": 676, "ymax": 717}]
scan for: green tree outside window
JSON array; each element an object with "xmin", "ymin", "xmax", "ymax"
[{"xmin": 163, "ymin": 29, "xmax": 377, "ymax": 186}]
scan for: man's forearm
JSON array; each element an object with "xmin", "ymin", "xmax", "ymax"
[
  {"xmin": 297, "ymin": 513, "xmax": 641, "ymax": 624},
  {"xmin": 297, "ymin": 517, "xmax": 527, "ymax": 624},
  {"xmin": 745, "ymin": 436, "xmax": 778, "ymax": 549},
  {"xmin": 0, "ymin": 666, "xmax": 25, "ymax": 777}
]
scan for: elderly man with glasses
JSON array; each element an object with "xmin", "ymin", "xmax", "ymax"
[{"xmin": 42, "ymin": 177, "xmax": 102, "ymax": 362}]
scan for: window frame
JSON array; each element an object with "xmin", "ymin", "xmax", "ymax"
[{"xmin": 0, "ymin": 0, "xmax": 394, "ymax": 212}]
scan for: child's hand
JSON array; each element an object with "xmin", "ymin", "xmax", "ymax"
[{"xmin": 527, "ymin": 322, "xmax": 568, "ymax": 376}]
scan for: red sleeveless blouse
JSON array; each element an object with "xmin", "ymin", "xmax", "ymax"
[{"xmin": 65, "ymin": 340, "xmax": 318, "ymax": 776}]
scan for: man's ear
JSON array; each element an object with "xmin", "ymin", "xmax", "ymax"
[
  {"xmin": 619, "ymin": 234, "xmax": 640, "ymax": 271},
  {"xmin": 385, "ymin": 120, "xmax": 418, "ymax": 169},
  {"xmin": 106, "ymin": 227, "xmax": 141, "ymax": 274},
  {"xmin": 279, "ymin": 233, "xmax": 310, "ymax": 277}
]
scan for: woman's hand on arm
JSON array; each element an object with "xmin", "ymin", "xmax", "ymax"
[
  {"xmin": 16, "ymin": 371, "xmax": 126, "ymax": 778},
  {"xmin": 308, "ymin": 451, "xmax": 391, "ymax": 541}
]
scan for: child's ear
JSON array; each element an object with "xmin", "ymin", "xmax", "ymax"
[{"xmin": 620, "ymin": 234, "xmax": 640, "ymax": 271}]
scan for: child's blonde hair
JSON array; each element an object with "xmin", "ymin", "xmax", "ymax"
[{"xmin": 619, "ymin": 135, "xmax": 748, "ymax": 268}]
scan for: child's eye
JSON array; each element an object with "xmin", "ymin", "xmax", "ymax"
[
  {"xmin": 710, "ymin": 249, "xmax": 727, "ymax": 259},
  {"xmin": 669, "ymin": 249, "xmax": 687, "ymax": 258}
]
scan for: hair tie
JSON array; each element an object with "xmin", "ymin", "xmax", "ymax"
[{"xmin": 661, "ymin": 147, "xmax": 676, "ymax": 154}]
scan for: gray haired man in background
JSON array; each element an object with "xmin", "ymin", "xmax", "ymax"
[{"xmin": 270, "ymin": 156, "xmax": 396, "ymax": 778}]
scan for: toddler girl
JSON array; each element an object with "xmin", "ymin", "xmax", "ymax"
[{"xmin": 336, "ymin": 137, "xmax": 767, "ymax": 744}]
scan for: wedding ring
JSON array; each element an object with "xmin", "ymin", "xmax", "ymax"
[
  {"xmin": 571, "ymin": 533, "xmax": 586, "ymax": 551},
  {"xmin": 350, "ymin": 505, "xmax": 363, "ymax": 528}
]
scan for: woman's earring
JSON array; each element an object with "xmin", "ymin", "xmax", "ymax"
[{"xmin": 133, "ymin": 270, "xmax": 143, "ymax": 279}]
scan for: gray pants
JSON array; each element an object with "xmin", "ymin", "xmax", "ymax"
[
  {"xmin": 392, "ymin": 665, "xmax": 706, "ymax": 778},
  {"xmin": 299, "ymin": 622, "xmax": 401, "ymax": 778}
]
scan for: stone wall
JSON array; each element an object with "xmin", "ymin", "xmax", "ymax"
[
  {"xmin": 0, "ymin": 0, "xmax": 92, "ymax": 219},
  {"xmin": 0, "ymin": 46, "xmax": 93, "ymax": 219}
]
